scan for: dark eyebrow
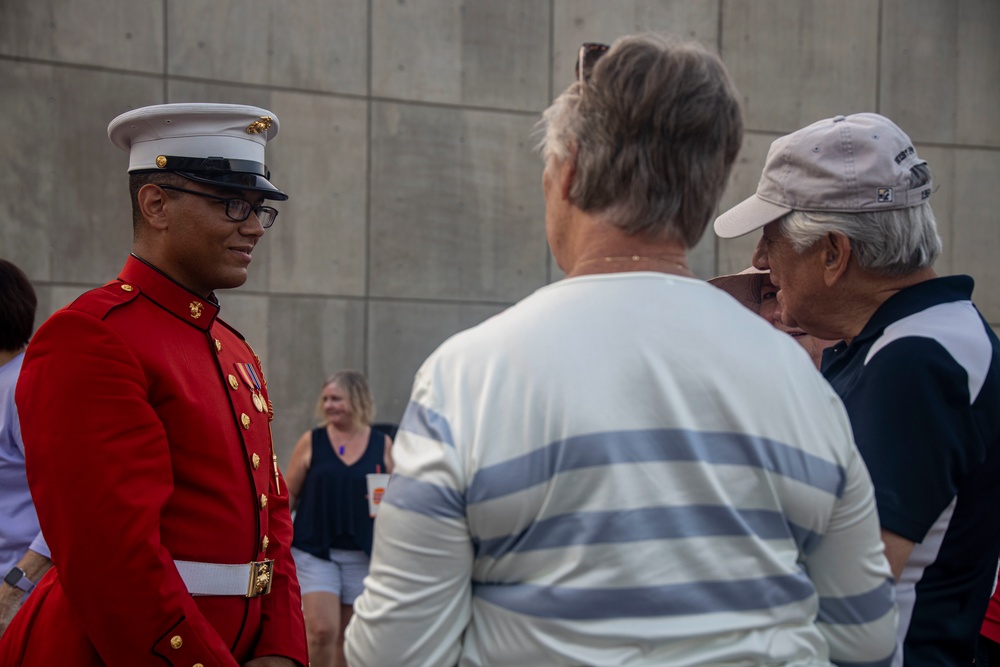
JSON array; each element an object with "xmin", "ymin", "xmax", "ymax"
[{"xmin": 202, "ymin": 185, "xmax": 259, "ymax": 203}]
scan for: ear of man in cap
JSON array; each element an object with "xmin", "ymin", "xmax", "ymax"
[{"xmin": 108, "ymin": 103, "xmax": 287, "ymax": 201}]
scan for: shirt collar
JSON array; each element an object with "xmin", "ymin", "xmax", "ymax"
[
  {"xmin": 118, "ymin": 254, "xmax": 220, "ymax": 331},
  {"xmin": 851, "ymin": 275, "xmax": 974, "ymax": 346}
]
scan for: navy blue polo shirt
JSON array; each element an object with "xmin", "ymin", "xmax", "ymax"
[{"xmin": 822, "ymin": 275, "xmax": 1000, "ymax": 667}]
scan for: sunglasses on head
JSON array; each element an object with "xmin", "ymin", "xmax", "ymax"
[{"xmin": 575, "ymin": 42, "xmax": 610, "ymax": 84}]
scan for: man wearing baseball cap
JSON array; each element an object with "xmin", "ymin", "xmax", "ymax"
[
  {"xmin": 0, "ymin": 104, "xmax": 307, "ymax": 666},
  {"xmin": 715, "ymin": 113, "xmax": 1000, "ymax": 667}
]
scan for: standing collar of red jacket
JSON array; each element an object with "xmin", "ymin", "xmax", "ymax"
[{"xmin": 117, "ymin": 254, "xmax": 221, "ymax": 331}]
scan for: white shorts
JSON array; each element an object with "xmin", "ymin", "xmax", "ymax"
[{"xmin": 291, "ymin": 546, "xmax": 370, "ymax": 603}]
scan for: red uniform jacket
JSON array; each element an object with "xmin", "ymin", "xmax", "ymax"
[{"xmin": 0, "ymin": 256, "xmax": 307, "ymax": 666}]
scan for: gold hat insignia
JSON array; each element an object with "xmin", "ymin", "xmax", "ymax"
[
  {"xmin": 246, "ymin": 116, "xmax": 273, "ymax": 134},
  {"xmin": 156, "ymin": 155, "xmax": 168, "ymax": 168}
]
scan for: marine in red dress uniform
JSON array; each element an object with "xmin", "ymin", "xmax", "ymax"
[{"xmin": 0, "ymin": 104, "xmax": 308, "ymax": 666}]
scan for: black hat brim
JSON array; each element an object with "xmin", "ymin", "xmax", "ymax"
[{"xmin": 177, "ymin": 171, "xmax": 288, "ymax": 201}]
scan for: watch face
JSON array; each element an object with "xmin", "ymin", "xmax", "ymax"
[{"xmin": 3, "ymin": 567, "xmax": 22, "ymax": 586}]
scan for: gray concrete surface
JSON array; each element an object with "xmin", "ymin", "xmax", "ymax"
[{"xmin": 1, "ymin": 0, "xmax": 997, "ymax": 466}]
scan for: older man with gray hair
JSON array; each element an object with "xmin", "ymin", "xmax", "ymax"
[
  {"xmin": 716, "ymin": 112, "xmax": 1000, "ymax": 667},
  {"xmin": 347, "ymin": 36, "xmax": 896, "ymax": 667}
]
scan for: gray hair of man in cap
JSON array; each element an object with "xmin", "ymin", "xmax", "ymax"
[
  {"xmin": 538, "ymin": 33, "xmax": 743, "ymax": 248},
  {"xmin": 715, "ymin": 113, "xmax": 941, "ymax": 275}
]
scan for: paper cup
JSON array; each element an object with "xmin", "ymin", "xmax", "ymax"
[{"xmin": 366, "ymin": 473, "xmax": 391, "ymax": 517}]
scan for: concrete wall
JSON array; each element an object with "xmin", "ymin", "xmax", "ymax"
[{"xmin": 2, "ymin": 0, "xmax": 998, "ymax": 466}]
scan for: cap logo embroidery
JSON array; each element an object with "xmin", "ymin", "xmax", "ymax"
[
  {"xmin": 894, "ymin": 146, "xmax": 915, "ymax": 164},
  {"xmin": 877, "ymin": 187, "xmax": 893, "ymax": 203},
  {"xmin": 246, "ymin": 116, "xmax": 273, "ymax": 135},
  {"xmin": 189, "ymin": 301, "xmax": 204, "ymax": 319}
]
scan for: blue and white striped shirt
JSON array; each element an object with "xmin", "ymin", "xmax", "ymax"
[{"xmin": 347, "ymin": 273, "xmax": 896, "ymax": 667}]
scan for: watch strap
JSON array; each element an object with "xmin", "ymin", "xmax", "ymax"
[{"xmin": 3, "ymin": 566, "xmax": 35, "ymax": 593}]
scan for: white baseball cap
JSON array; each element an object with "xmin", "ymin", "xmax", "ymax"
[{"xmin": 714, "ymin": 113, "xmax": 930, "ymax": 238}]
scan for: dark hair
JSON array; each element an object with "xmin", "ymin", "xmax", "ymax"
[
  {"xmin": 539, "ymin": 33, "xmax": 744, "ymax": 247},
  {"xmin": 128, "ymin": 171, "xmax": 188, "ymax": 230},
  {"xmin": 0, "ymin": 259, "xmax": 38, "ymax": 350}
]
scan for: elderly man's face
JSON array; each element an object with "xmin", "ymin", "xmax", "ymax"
[
  {"xmin": 752, "ymin": 222, "xmax": 827, "ymax": 335},
  {"xmin": 758, "ymin": 274, "xmax": 837, "ymax": 368}
]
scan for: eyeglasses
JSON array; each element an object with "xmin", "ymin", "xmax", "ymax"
[
  {"xmin": 575, "ymin": 42, "xmax": 609, "ymax": 84},
  {"xmin": 159, "ymin": 185, "xmax": 279, "ymax": 228}
]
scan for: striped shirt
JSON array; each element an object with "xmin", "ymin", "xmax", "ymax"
[{"xmin": 346, "ymin": 273, "xmax": 896, "ymax": 667}]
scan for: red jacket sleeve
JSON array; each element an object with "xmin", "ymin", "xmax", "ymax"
[
  {"xmin": 253, "ymin": 468, "xmax": 307, "ymax": 661},
  {"xmin": 250, "ymin": 350, "xmax": 307, "ymax": 661}
]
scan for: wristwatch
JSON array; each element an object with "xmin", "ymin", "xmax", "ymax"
[{"xmin": 3, "ymin": 566, "xmax": 35, "ymax": 593}]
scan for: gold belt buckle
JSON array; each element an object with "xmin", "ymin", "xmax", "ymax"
[{"xmin": 246, "ymin": 559, "xmax": 275, "ymax": 598}]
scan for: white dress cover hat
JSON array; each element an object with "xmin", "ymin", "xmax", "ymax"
[{"xmin": 108, "ymin": 103, "xmax": 287, "ymax": 201}]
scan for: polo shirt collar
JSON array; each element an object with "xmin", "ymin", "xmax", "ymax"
[
  {"xmin": 822, "ymin": 276, "xmax": 974, "ymax": 371},
  {"xmin": 852, "ymin": 275, "xmax": 974, "ymax": 346}
]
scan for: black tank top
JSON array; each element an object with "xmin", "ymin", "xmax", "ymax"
[{"xmin": 292, "ymin": 426, "xmax": 385, "ymax": 558}]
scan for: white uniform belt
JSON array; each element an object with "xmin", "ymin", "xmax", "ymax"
[{"xmin": 175, "ymin": 559, "xmax": 275, "ymax": 598}]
